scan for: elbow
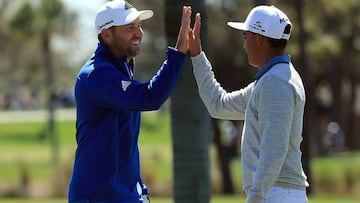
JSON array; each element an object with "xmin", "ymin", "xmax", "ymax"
[
  {"xmin": 143, "ymin": 102, "xmax": 162, "ymax": 111},
  {"xmin": 207, "ymin": 108, "xmax": 223, "ymax": 119},
  {"xmin": 152, "ymin": 103, "xmax": 162, "ymax": 110},
  {"xmin": 201, "ymin": 96, "xmax": 223, "ymax": 119},
  {"xmin": 147, "ymin": 98, "xmax": 166, "ymax": 111}
]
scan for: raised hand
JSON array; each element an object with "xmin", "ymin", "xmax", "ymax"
[
  {"xmin": 175, "ymin": 6, "xmax": 192, "ymax": 54},
  {"xmin": 189, "ymin": 13, "xmax": 202, "ymax": 57}
]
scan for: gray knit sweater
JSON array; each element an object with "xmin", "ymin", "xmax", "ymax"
[{"xmin": 191, "ymin": 52, "xmax": 308, "ymax": 203}]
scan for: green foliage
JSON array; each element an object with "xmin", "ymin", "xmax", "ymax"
[
  {"xmin": 0, "ymin": 0, "xmax": 78, "ymax": 107},
  {"xmin": 10, "ymin": 2, "xmax": 35, "ymax": 40},
  {"xmin": 139, "ymin": 111, "xmax": 172, "ymax": 144},
  {"xmin": 40, "ymin": 0, "xmax": 63, "ymax": 20},
  {"xmin": 312, "ymin": 153, "xmax": 360, "ymax": 194},
  {"xmin": 38, "ymin": 0, "xmax": 74, "ymax": 36}
]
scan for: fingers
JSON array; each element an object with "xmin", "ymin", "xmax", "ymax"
[
  {"xmin": 175, "ymin": 6, "xmax": 192, "ymax": 54},
  {"xmin": 181, "ymin": 6, "xmax": 192, "ymax": 28},
  {"xmin": 189, "ymin": 13, "xmax": 202, "ymax": 57},
  {"xmin": 193, "ymin": 13, "xmax": 201, "ymax": 40},
  {"xmin": 175, "ymin": 7, "xmax": 202, "ymax": 56}
]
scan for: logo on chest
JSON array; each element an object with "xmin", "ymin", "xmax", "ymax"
[{"xmin": 121, "ymin": 80, "xmax": 131, "ymax": 91}]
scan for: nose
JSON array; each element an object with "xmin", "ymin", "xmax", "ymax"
[{"xmin": 135, "ymin": 27, "xmax": 143, "ymax": 38}]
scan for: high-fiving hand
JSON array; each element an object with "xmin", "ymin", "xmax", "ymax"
[
  {"xmin": 175, "ymin": 7, "xmax": 202, "ymax": 57},
  {"xmin": 189, "ymin": 13, "xmax": 202, "ymax": 57},
  {"xmin": 175, "ymin": 6, "xmax": 192, "ymax": 54}
]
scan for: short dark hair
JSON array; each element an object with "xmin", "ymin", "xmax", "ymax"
[
  {"xmin": 267, "ymin": 24, "xmax": 291, "ymax": 49},
  {"xmin": 97, "ymin": 26, "xmax": 116, "ymax": 45},
  {"xmin": 267, "ymin": 38, "xmax": 288, "ymax": 49}
]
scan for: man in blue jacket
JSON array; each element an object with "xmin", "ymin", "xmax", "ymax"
[{"xmin": 68, "ymin": 1, "xmax": 192, "ymax": 202}]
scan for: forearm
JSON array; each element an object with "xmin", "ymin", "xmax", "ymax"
[
  {"xmin": 146, "ymin": 47, "xmax": 186, "ymax": 106},
  {"xmin": 191, "ymin": 52, "xmax": 247, "ymax": 120}
]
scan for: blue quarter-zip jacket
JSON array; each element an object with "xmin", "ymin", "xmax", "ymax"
[{"xmin": 68, "ymin": 43, "xmax": 186, "ymax": 202}]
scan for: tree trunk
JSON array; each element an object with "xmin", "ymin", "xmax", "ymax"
[
  {"xmin": 42, "ymin": 31, "xmax": 58, "ymax": 165},
  {"xmin": 212, "ymin": 119, "xmax": 237, "ymax": 194},
  {"xmin": 294, "ymin": 0, "xmax": 312, "ymax": 194},
  {"xmin": 339, "ymin": 19, "xmax": 358, "ymax": 150},
  {"xmin": 347, "ymin": 77, "xmax": 357, "ymax": 149},
  {"xmin": 165, "ymin": 1, "xmax": 211, "ymax": 203}
]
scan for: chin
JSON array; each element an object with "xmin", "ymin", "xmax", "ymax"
[
  {"xmin": 248, "ymin": 60, "xmax": 255, "ymax": 67},
  {"xmin": 130, "ymin": 51, "xmax": 140, "ymax": 58},
  {"xmin": 133, "ymin": 49, "xmax": 140, "ymax": 56},
  {"xmin": 248, "ymin": 59, "xmax": 259, "ymax": 68},
  {"xmin": 250, "ymin": 64, "xmax": 260, "ymax": 68}
]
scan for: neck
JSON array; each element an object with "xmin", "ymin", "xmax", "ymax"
[{"xmin": 257, "ymin": 49, "xmax": 285, "ymax": 68}]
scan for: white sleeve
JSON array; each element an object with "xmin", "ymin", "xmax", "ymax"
[{"xmin": 191, "ymin": 52, "xmax": 253, "ymax": 120}]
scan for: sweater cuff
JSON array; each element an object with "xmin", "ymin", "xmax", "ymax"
[
  {"xmin": 191, "ymin": 51, "xmax": 212, "ymax": 75},
  {"xmin": 191, "ymin": 51, "xmax": 206, "ymax": 65},
  {"xmin": 167, "ymin": 46, "xmax": 186, "ymax": 57}
]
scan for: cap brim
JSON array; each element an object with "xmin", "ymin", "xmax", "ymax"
[
  {"xmin": 227, "ymin": 22, "xmax": 248, "ymax": 31},
  {"xmin": 138, "ymin": 10, "xmax": 153, "ymax": 21},
  {"xmin": 125, "ymin": 10, "xmax": 153, "ymax": 25}
]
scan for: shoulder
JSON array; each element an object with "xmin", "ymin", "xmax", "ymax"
[
  {"xmin": 267, "ymin": 63, "xmax": 291, "ymax": 81},
  {"xmin": 77, "ymin": 58, "xmax": 124, "ymax": 87},
  {"xmin": 256, "ymin": 64, "xmax": 305, "ymax": 104},
  {"xmin": 259, "ymin": 62, "xmax": 303, "ymax": 89}
]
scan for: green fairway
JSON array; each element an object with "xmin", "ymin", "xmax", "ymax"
[
  {"xmin": 2, "ymin": 195, "xmax": 360, "ymax": 203},
  {"xmin": 1, "ymin": 109, "xmax": 360, "ymax": 201}
]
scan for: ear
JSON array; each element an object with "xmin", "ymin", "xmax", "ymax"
[
  {"xmin": 256, "ymin": 34, "xmax": 264, "ymax": 44},
  {"xmin": 100, "ymin": 29, "xmax": 112, "ymax": 44}
]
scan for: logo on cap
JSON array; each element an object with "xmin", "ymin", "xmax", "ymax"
[
  {"xmin": 250, "ymin": 21, "xmax": 266, "ymax": 33},
  {"xmin": 98, "ymin": 20, "xmax": 114, "ymax": 31},
  {"xmin": 124, "ymin": 2, "xmax": 134, "ymax": 10},
  {"xmin": 280, "ymin": 18, "xmax": 288, "ymax": 24}
]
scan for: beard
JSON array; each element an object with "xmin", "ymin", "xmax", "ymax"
[{"xmin": 127, "ymin": 45, "xmax": 140, "ymax": 58}]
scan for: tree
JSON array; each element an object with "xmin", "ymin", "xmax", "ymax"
[
  {"xmin": 5, "ymin": 0, "xmax": 77, "ymax": 164},
  {"xmin": 293, "ymin": 0, "xmax": 312, "ymax": 194},
  {"xmin": 3, "ymin": 1, "xmax": 39, "ymax": 97},
  {"xmin": 212, "ymin": 119, "xmax": 242, "ymax": 194},
  {"xmin": 39, "ymin": 0, "xmax": 62, "ymax": 164},
  {"xmin": 36, "ymin": 0, "xmax": 77, "ymax": 164},
  {"xmin": 165, "ymin": 0, "xmax": 211, "ymax": 202}
]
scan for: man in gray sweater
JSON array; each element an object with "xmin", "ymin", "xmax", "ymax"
[{"xmin": 188, "ymin": 5, "xmax": 309, "ymax": 203}]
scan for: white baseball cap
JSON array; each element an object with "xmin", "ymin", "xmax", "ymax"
[
  {"xmin": 95, "ymin": 0, "xmax": 154, "ymax": 34},
  {"xmin": 227, "ymin": 5, "xmax": 292, "ymax": 40}
]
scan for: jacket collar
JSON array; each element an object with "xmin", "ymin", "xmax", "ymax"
[
  {"xmin": 95, "ymin": 43, "xmax": 134, "ymax": 79},
  {"xmin": 255, "ymin": 55, "xmax": 290, "ymax": 81}
]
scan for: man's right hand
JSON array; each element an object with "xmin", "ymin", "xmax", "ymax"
[{"xmin": 189, "ymin": 13, "xmax": 202, "ymax": 57}]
